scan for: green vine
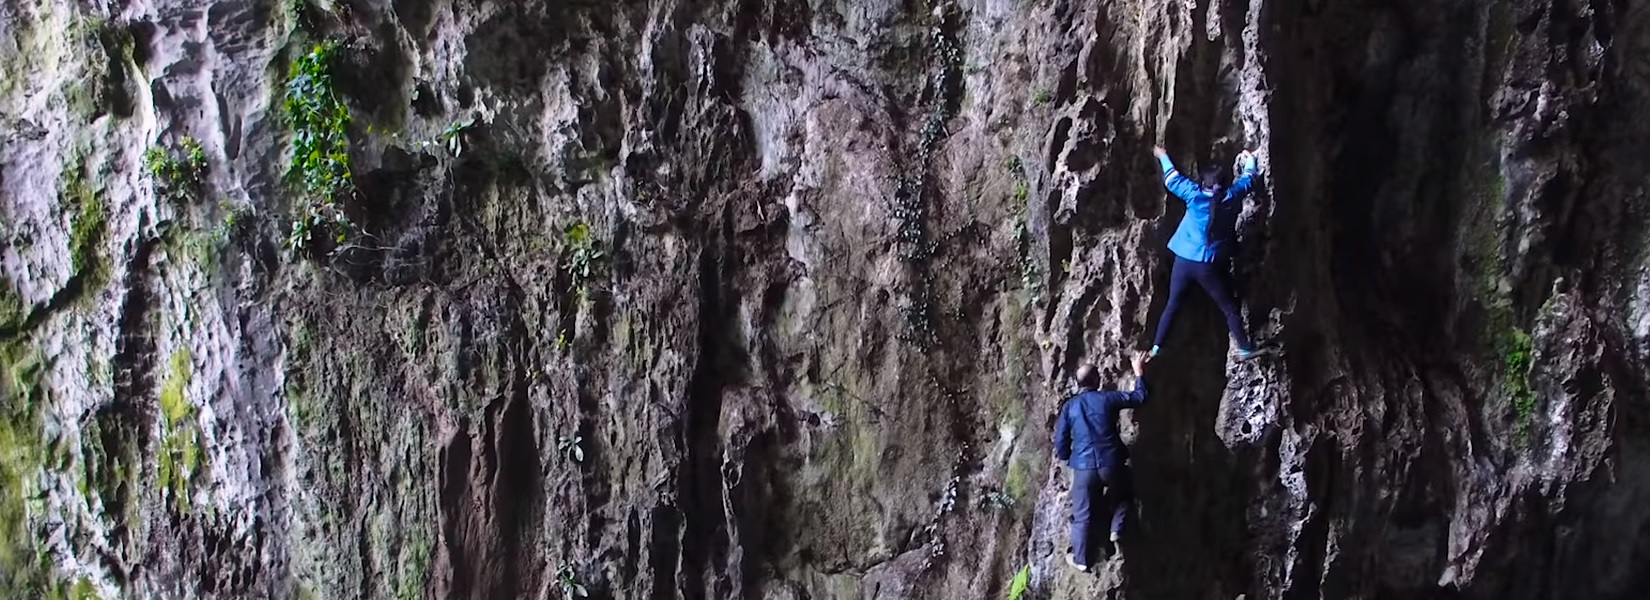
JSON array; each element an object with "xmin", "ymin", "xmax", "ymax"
[
  {"xmin": 283, "ymin": 41, "xmax": 356, "ymax": 253},
  {"xmin": 1013, "ymin": 214, "xmax": 1040, "ymax": 302},
  {"xmin": 893, "ymin": 17, "xmax": 963, "ymax": 347},
  {"xmin": 1501, "ymin": 325, "xmax": 1536, "ymax": 436}
]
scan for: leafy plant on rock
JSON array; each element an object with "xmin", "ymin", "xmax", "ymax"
[
  {"xmin": 562, "ymin": 222, "xmax": 604, "ymax": 298},
  {"xmin": 437, "ymin": 118, "xmax": 472, "ymax": 156},
  {"xmin": 1004, "ymin": 155, "xmax": 1023, "ymax": 176},
  {"xmin": 144, "ymin": 137, "xmax": 208, "ymax": 204},
  {"xmin": 556, "ymin": 565, "xmax": 588, "ymax": 599},
  {"xmin": 1007, "ymin": 564, "xmax": 1031, "ymax": 600},
  {"xmin": 557, "ymin": 434, "xmax": 584, "ymax": 463},
  {"xmin": 283, "ymin": 41, "xmax": 356, "ymax": 254}
]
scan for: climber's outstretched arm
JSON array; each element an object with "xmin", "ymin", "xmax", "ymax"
[
  {"xmin": 1112, "ymin": 353, "xmax": 1149, "ymax": 409},
  {"xmin": 1154, "ymin": 147, "xmax": 1204, "ymax": 203},
  {"xmin": 1226, "ymin": 150, "xmax": 1260, "ymax": 201}
]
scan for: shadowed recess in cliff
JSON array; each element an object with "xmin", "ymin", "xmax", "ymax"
[
  {"xmin": 675, "ymin": 204, "xmax": 747, "ymax": 599},
  {"xmin": 5, "ymin": 0, "xmax": 1650, "ymax": 598}
]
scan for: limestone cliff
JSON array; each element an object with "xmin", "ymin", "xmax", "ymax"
[{"xmin": 2, "ymin": 0, "xmax": 1647, "ymax": 599}]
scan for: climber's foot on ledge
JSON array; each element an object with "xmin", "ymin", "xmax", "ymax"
[{"xmin": 1066, "ymin": 553, "xmax": 1089, "ymax": 572}]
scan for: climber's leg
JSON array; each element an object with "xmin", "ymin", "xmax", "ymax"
[
  {"xmin": 1070, "ymin": 468, "xmax": 1102, "ymax": 567},
  {"xmin": 1151, "ymin": 257, "xmax": 1197, "ymax": 353},
  {"xmin": 1100, "ymin": 463, "xmax": 1133, "ymax": 540},
  {"xmin": 1193, "ymin": 259, "xmax": 1253, "ymax": 353}
]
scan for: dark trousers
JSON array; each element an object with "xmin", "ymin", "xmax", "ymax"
[
  {"xmin": 1152, "ymin": 256, "xmax": 1253, "ymax": 351},
  {"xmin": 1071, "ymin": 465, "xmax": 1132, "ymax": 565}
]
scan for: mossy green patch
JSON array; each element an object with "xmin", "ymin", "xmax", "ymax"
[
  {"xmin": 0, "ymin": 340, "xmax": 54, "ymax": 593},
  {"xmin": 65, "ymin": 16, "xmax": 133, "ymax": 121},
  {"xmin": 69, "ymin": 576, "xmax": 99, "ymax": 600},
  {"xmin": 163, "ymin": 225, "xmax": 220, "ymax": 272},
  {"xmin": 1453, "ymin": 131, "xmax": 1539, "ymax": 440},
  {"xmin": 144, "ymin": 137, "xmax": 208, "ymax": 204},
  {"xmin": 395, "ymin": 534, "xmax": 431, "ymax": 600},
  {"xmin": 0, "ymin": 281, "xmax": 25, "ymax": 333},
  {"xmin": 63, "ymin": 157, "xmax": 109, "ymax": 292},
  {"xmin": 1502, "ymin": 327, "xmax": 1536, "ymax": 433},
  {"xmin": 1003, "ymin": 451, "xmax": 1033, "ymax": 502},
  {"xmin": 156, "ymin": 349, "xmax": 201, "ymax": 512}
]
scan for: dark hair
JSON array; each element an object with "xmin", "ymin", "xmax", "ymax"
[
  {"xmin": 1198, "ymin": 164, "xmax": 1226, "ymax": 191},
  {"xmin": 1075, "ymin": 364, "xmax": 1101, "ymax": 389}
]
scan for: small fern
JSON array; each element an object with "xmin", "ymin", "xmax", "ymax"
[{"xmin": 1007, "ymin": 564, "xmax": 1031, "ymax": 600}]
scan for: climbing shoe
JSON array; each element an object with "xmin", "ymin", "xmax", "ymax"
[
  {"xmin": 1149, "ymin": 345, "xmax": 1161, "ymax": 358},
  {"xmin": 1066, "ymin": 553, "xmax": 1089, "ymax": 572},
  {"xmin": 1109, "ymin": 530, "xmax": 1121, "ymax": 543}
]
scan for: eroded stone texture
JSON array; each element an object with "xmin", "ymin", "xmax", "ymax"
[{"xmin": 1, "ymin": 0, "xmax": 1647, "ymax": 599}]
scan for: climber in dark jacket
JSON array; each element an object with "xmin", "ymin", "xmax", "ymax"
[
  {"xmin": 1149, "ymin": 145, "xmax": 1263, "ymax": 362},
  {"xmin": 1054, "ymin": 354, "xmax": 1147, "ymax": 570}
]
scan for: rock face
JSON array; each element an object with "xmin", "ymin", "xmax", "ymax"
[{"xmin": 2, "ymin": 0, "xmax": 1648, "ymax": 598}]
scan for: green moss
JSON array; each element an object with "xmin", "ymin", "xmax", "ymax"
[
  {"xmin": 64, "ymin": 17, "xmax": 121, "ymax": 120},
  {"xmin": 69, "ymin": 577, "xmax": 98, "ymax": 600},
  {"xmin": 63, "ymin": 158, "xmax": 109, "ymax": 291},
  {"xmin": 1502, "ymin": 327, "xmax": 1536, "ymax": 433},
  {"xmin": 1451, "ymin": 133, "xmax": 1540, "ymax": 439},
  {"xmin": 290, "ymin": 315, "xmax": 316, "ymax": 361},
  {"xmin": 164, "ymin": 226, "xmax": 220, "ymax": 271},
  {"xmin": 156, "ymin": 350, "xmax": 200, "ymax": 512},
  {"xmin": 160, "ymin": 350, "xmax": 192, "ymax": 425},
  {"xmin": 0, "ymin": 282, "xmax": 25, "ymax": 333},
  {"xmin": 292, "ymin": 580, "xmax": 320, "ymax": 600},
  {"xmin": 395, "ymin": 535, "xmax": 431, "ymax": 600},
  {"xmin": 1033, "ymin": 88, "xmax": 1051, "ymax": 105},
  {"xmin": 0, "ymin": 340, "xmax": 53, "ymax": 593},
  {"xmin": 1003, "ymin": 452, "xmax": 1032, "ymax": 502}
]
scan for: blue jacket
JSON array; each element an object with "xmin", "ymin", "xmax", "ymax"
[
  {"xmin": 1158, "ymin": 154, "xmax": 1258, "ymax": 263},
  {"xmin": 1054, "ymin": 377, "xmax": 1148, "ymax": 470}
]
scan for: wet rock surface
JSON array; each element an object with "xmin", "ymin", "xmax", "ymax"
[{"xmin": 1, "ymin": 0, "xmax": 1648, "ymax": 599}]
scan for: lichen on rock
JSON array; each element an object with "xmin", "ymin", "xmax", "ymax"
[{"xmin": 0, "ymin": 0, "xmax": 1648, "ymax": 598}]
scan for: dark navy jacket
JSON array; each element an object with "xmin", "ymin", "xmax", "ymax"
[
  {"xmin": 1054, "ymin": 377, "xmax": 1148, "ymax": 470},
  {"xmin": 1158, "ymin": 155, "xmax": 1258, "ymax": 263}
]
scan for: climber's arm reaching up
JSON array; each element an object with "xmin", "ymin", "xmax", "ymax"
[
  {"xmin": 1112, "ymin": 353, "xmax": 1149, "ymax": 410},
  {"xmin": 1154, "ymin": 146, "xmax": 1204, "ymax": 203},
  {"xmin": 1226, "ymin": 150, "xmax": 1260, "ymax": 201}
]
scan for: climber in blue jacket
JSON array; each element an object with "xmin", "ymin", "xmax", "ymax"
[
  {"xmin": 1148, "ymin": 145, "xmax": 1263, "ymax": 362},
  {"xmin": 1054, "ymin": 354, "xmax": 1147, "ymax": 571}
]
